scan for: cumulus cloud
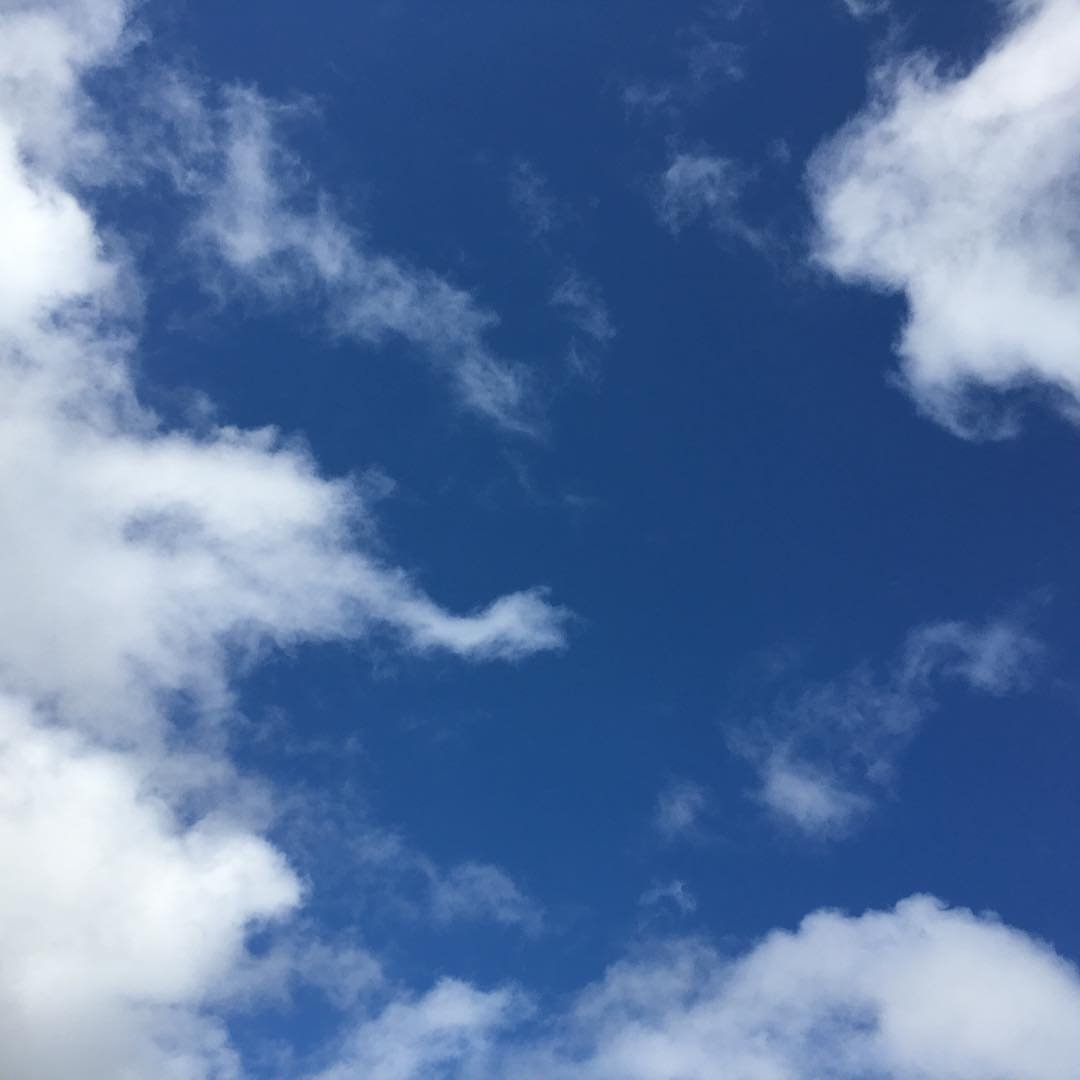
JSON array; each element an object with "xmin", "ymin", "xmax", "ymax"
[
  {"xmin": 0, "ymin": 692, "xmax": 300, "ymax": 1079},
  {"xmin": 318, "ymin": 896, "xmax": 1080, "ymax": 1079},
  {"xmin": 313, "ymin": 978, "xmax": 520, "ymax": 1080},
  {"xmin": 735, "ymin": 619, "xmax": 1041, "ymax": 837},
  {"xmin": 811, "ymin": 0, "xmax": 1080, "ymax": 435}
]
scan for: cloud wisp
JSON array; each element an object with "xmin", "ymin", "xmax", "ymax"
[
  {"xmin": 734, "ymin": 619, "xmax": 1040, "ymax": 838},
  {"xmin": 811, "ymin": 0, "xmax": 1080, "ymax": 436},
  {"xmin": 163, "ymin": 85, "xmax": 538, "ymax": 432},
  {"xmin": 658, "ymin": 151, "xmax": 763, "ymax": 250}
]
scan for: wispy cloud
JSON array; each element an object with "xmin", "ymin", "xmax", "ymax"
[
  {"xmin": 507, "ymin": 162, "xmax": 617, "ymax": 377},
  {"xmin": 639, "ymin": 879, "xmax": 698, "ymax": 917},
  {"xmin": 164, "ymin": 85, "xmax": 538, "ymax": 432},
  {"xmin": 509, "ymin": 159, "xmax": 562, "ymax": 240},
  {"xmin": 622, "ymin": 16, "xmax": 745, "ymax": 122},
  {"xmin": 551, "ymin": 272, "xmax": 615, "ymax": 346},
  {"xmin": 734, "ymin": 619, "xmax": 1041, "ymax": 838},
  {"xmin": 654, "ymin": 778, "xmax": 708, "ymax": 840},
  {"xmin": 350, "ymin": 827, "xmax": 544, "ymax": 934},
  {"xmin": 840, "ymin": 0, "xmax": 890, "ymax": 19},
  {"xmin": 811, "ymin": 0, "xmax": 1080, "ymax": 435},
  {"xmin": 658, "ymin": 151, "xmax": 762, "ymax": 249}
]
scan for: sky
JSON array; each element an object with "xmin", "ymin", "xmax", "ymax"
[{"xmin": 4, "ymin": 0, "xmax": 1080, "ymax": 1077}]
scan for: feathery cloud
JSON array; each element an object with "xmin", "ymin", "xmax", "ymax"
[{"xmin": 735, "ymin": 618, "xmax": 1040, "ymax": 837}]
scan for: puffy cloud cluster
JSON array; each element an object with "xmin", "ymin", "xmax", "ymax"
[
  {"xmin": 320, "ymin": 896, "xmax": 1080, "ymax": 1080},
  {"xmin": 812, "ymin": 0, "xmax": 1080, "ymax": 435}
]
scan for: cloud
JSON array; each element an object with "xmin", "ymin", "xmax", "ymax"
[
  {"xmin": 508, "ymin": 160, "xmax": 561, "ymax": 239},
  {"xmin": 0, "ymin": 1, "xmax": 568, "ymax": 1074},
  {"xmin": 551, "ymin": 272, "xmax": 615, "ymax": 346},
  {"xmin": 318, "ymin": 896, "xmax": 1080, "ymax": 1079},
  {"xmin": 0, "ymin": 17, "xmax": 567, "ymax": 746},
  {"xmin": 811, "ymin": 0, "xmax": 1080, "ymax": 436},
  {"xmin": 653, "ymin": 779, "xmax": 708, "ymax": 840},
  {"xmin": 622, "ymin": 16, "xmax": 744, "ymax": 122},
  {"xmin": 313, "ymin": 978, "xmax": 520, "ymax": 1080},
  {"xmin": 639, "ymin": 880, "xmax": 698, "ymax": 917},
  {"xmin": 658, "ymin": 152, "xmax": 760, "ymax": 247},
  {"xmin": 174, "ymin": 86, "xmax": 537, "ymax": 432},
  {"xmin": 0, "ymin": 691, "xmax": 300, "ymax": 1079},
  {"xmin": 350, "ymin": 827, "xmax": 544, "ymax": 934},
  {"xmin": 841, "ymin": 0, "xmax": 889, "ymax": 19},
  {"xmin": 735, "ymin": 619, "xmax": 1041, "ymax": 837}
]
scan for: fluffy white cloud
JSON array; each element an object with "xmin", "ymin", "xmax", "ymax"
[
  {"xmin": 319, "ymin": 896, "xmax": 1080, "ymax": 1079},
  {"xmin": 736, "ymin": 619, "xmax": 1040, "ymax": 837},
  {"xmin": 0, "ymin": 691, "xmax": 299, "ymax": 1080},
  {"xmin": 812, "ymin": 0, "xmax": 1080, "ymax": 435},
  {"xmin": 313, "ymin": 979, "xmax": 518, "ymax": 1080}
]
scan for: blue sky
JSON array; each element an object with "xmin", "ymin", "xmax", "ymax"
[{"xmin": 4, "ymin": 0, "xmax": 1080, "ymax": 1077}]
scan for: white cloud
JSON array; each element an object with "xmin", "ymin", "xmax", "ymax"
[
  {"xmin": 639, "ymin": 880, "xmax": 698, "ymax": 917},
  {"xmin": 0, "ymin": 9, "xmax": 567, "ymax": 746},
  {"xmin": 841, "ymin": 0, "xmax": 889, "ymax": 19},
  {"xmin": 0, "ymin": 691, "xmax": 299, "ymax": 1080},
  {"xmin": 551, "ymin": 271, "xmax": 615, "ymax": 347},
  {"xmin": 181, "ymin": 86, "xmax": 534, "ymax": 432},
  {"xmin": 0, "ymin": 2, "xmax": 568, "ymax": 1075},
  {"xmin": 351, "ymin": 827, "xmax": 544, "ymax": 934},
  {"xmin": 508, "ymin": 160, "xmax": 560, "ymax": 239},
  {"xmin": 653, "ymin": 779, "xmax": 707, "ymax": 840},
  {"xmin": 736, "ymin": 618, "xmax": 1040, "ymax": 837},
  {"xmin": 659, "ymin": 152, "xmax": 759, "ymax": 247},
  {"xmin": 811, "ymin": 0, "xmax": 1080, "ymax": 435},
  {"xmin": 313, "ymin": 979, "xmax": 519, "ymax": 1080},
  {"xmin": 319, "ymin": 896, "xmax": 1080, "ymax": 1079}
]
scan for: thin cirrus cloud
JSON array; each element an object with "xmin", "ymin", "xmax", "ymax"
[
  {"xmin": 734, "ymin": 618, "xmax": 1041, "ymax": 838},
  {"xmin": 551, "ymin": 271, "xmax": 615, "ymax": 348},
  {"xmin": 168, "ymin": 84, "xmax": 538, "ymax": 433},
  {"xmin": 348, "ymin": 826, "xmax": 544, "ymax": 935},
  {"xmin": 0, "ymin": 0, "xmax": 566, "ymax": 1075},
  {"xmin": 811, "ymin": 0, "xmax": 1080, "ymax": 436},
  {"xmin": 314, "ymin": 896, "xmax": 1080, "ymax": 1080},
  {"xmin": 653, "ymin": 778, "xmax": 708, "ymax": 840},
  {"xmin": 658, "ymin": 151, "xmax": 762, "ymax": 249}
]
